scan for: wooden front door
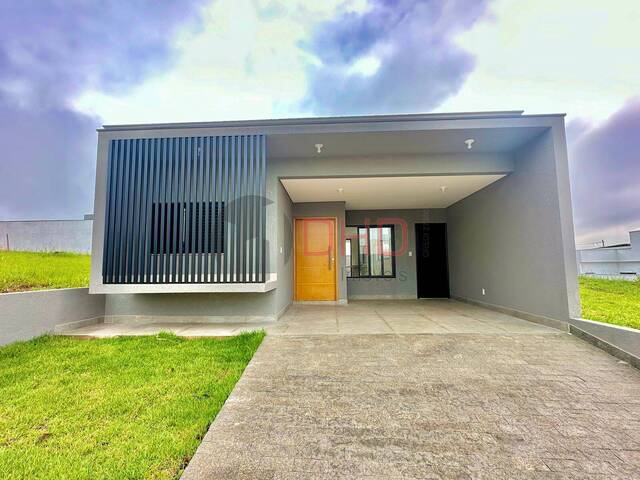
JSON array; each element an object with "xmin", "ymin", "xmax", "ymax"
[{"xmin": 295, "ymin": 218, "xmax": 337, "ymax": 301}]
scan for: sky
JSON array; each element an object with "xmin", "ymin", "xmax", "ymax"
[{"xmin": 0, "ymin": 0, "xmax": 638, "ymax": 246}]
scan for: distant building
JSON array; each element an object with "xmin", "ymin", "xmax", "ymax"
[
  {"xmin": 0, "ymin": 216, "xmax": 93, "ymax": 254},
  {"xmin": 577, "ymin": 230, "xmax": 640, "ymax": 279}
]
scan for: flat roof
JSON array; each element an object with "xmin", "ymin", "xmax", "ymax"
[{"xmin": 99, "ymin": 110, "xmax": 566, "ymax": 132}]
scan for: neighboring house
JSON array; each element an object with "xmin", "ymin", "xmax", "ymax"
[
  {"xmin": 0, "ymin": 215, "xmax": 94, "ymax": 253},
  {"xmin": 89, "ymin": 111, "xmax": 580, "ymax": 324},
  {"xmin": 577, "ymin": 230, "xmax": 640, "ymax": 279}
]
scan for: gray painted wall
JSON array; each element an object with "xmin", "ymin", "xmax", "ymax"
[
  {"xmin": 104, "ymin": 291, "xmax": 277, "ymax": 322},
  {"xmin": 91, "ymin": 113, "xmax": 575, "ymax": 320},
  {"xmin": 292, "ymin": 202, "xmax": 347, "ymax": 302},
  {"xmin": 447, "ymin": 128, "xmax": 580, "ymax": 322},
  {"xmin": 96, "ymin": 151, "xmax": 516, "ymax": 316},
  {"xmin": 270, "ymin": 153, "xmax": 514, "ymax": 179},
  {"xmin": 345, "ymin": 209, "xmax": 446, "ymax": 299},
  {"xmin": 0, "ymin": 288, "xmax": 105, "ymax": 346},
  {"xmin": 0, "ymin": 220, "xmax": 93, "ymax": 253},
  {"xmin": 275, "ymin": 183, "xmax": 294, "ymax": 315}
]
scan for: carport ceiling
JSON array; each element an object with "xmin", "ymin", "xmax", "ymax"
[
  {"xmin": 281, "ymin": 175, "xmax": 506, "ymax": 210},
  {"xmin": 268, "ymin": 127, "xmax": 546, "ymax": 158}
]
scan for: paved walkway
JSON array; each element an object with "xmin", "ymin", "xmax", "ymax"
[
  {"xmin": 271, "ymin": 300, "xmax": 556, "ymax": 335},
  {"xmin": 62, "ymin": 300, "xmax": 555, "ymax": 337},
  {"xmin": 181, "ymin": 305, "xmax": 640, "ymax": 479}
]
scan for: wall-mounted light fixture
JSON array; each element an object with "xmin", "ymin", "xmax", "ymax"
[
  {"xmin": 315, "ymin": 143, "xmax": 324, "ymax": 154},
  {"xmin": 464, "ymin": 138, "xmax": 475, "ymax": 150}
]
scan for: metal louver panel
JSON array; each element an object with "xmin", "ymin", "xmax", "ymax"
[{"xmin": 102, "ymin": 135, "xmax": 266, "ymax": 284}]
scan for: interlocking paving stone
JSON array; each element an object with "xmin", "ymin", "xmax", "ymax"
[{"xmin": 182, "ymin": 332, "xmax": 640, "ymax": 479}]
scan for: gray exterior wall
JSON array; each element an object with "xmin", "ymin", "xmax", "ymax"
[
  {"xmin": 345, "ymin": 209, "xmax": 446, "ymax": 299},
  {"xmin": 447, "ymin": 127, "xmax": 580, "ymax": 322},
  {"xmin": 96, "ymin": 151, "xmax": 514, "ymax": 317},
  {"xmin": 268, "ymin": 151, "xmax": 513, "ymax": 306},
  {"xmin": 275, "ymin": 183, "xmax": 293, "ymax": 316},
  {"xmin": 0, "ymin": 288, "xmax": 105, "ymax": 346},
  {"xmin": 0, "ymin": 220, "xmax": 93, "ymax": 253},
  {"xmin": 103, "ymin": 291, "xmax": 276, "ymax": 323},
  {"xmin": 91, "ymin": 113, "xmax": 576, "ymax": 323},
  {"xmin": 577, "ymin": 230, "xmax": 640, "ymax": 278}
]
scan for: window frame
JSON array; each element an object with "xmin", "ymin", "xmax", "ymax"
[{"xmin": 346, "ymin": 224, "xmax": 396, "ymax": 279}]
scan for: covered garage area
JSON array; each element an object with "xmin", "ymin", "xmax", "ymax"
[{"xmin": 271, "ymin": 111, "xmax": 579, "ymax": 328}]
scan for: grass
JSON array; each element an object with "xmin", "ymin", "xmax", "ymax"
[
  {"xmin": 0, "ymin": 332, "xmax": 264, "ymax": 480},
  {"xmin": 0, "ymin": 251, "xmax": 90, "ymax": 292},
  {"xmin": 579, "ymin": 276, "xmax": 640, "ymax": 330}
]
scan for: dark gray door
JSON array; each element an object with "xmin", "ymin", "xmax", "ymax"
[{"xmin": 415, "ymin": 223, "xmax": 449, "ymax": 298}]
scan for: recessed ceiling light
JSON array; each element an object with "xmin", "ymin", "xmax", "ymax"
[
  {"xmin": 315, "ymin": 143, "xmax": 324, "ymax": 153},
  {"xmin": 464, "ymin": 138, "xmax": 475, "ymax": 150}
]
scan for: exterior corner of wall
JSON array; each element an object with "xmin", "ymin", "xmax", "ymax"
[{"xmin": 445, "ymin": 130, "xmax": 575, "ymax": 323}]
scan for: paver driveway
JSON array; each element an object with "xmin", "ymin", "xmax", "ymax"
[{"xmin": 182, "ymin": 301, "xmax": 640, "ymax": 479}]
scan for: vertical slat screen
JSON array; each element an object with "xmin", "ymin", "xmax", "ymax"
[{"xmin": 102, "ymin": 135, "xmax": 266, "ymax": 284}]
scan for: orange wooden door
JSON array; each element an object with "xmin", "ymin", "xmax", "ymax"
[{"xmin": 295, "ymin": 218, "xmax": 336, "ymax": 301}]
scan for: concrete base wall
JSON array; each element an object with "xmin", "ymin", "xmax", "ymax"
[
  {"xmin": 570, "ymin": 317, "xmax": 640, "ymax": 368},
  {"xmin": 0, "ymin": 288, "xmax": 105, "ymax": 345},
  {"xmin": 103, "ymin": 291, "xmax": 277, "ymax": 323}
]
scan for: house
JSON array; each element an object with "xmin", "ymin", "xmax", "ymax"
[
  {"xmin": 577, "ymin": 230, "xmax": 640, "ymax": 279},
  {"xmin": 89, "ymin": 111, "xmax": 580, "ymax": 326}
]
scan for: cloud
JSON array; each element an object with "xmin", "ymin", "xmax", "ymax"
[
  {"xmin": 568, "ymin": 98, "xmax": 640, "ymax": 245},
  {"xmin": 438, "ymin": 0, "xmax": 640, "ymax": 121},
  {"xmin": 73, "ymin": 0, "xmax": 359, "ymax": 125},
  {"xmin": 0, "ymin": 1, "xmax": 206, "ymax": 220},
  {"xmin": 301, "ymin": 0, "xmax": 490, "ymax": 115},
  {"xmin": 0, "ymin": 100, "xmax": 97, "ymax": 220}
]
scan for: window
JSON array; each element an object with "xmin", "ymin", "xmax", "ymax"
[
  {"xmin": 346, "ymin": 225, "xmax": 395, "ymax": 278},
  {"xmin": 151, "ymin": 201, "xmax": 224, "ymax": 254}
]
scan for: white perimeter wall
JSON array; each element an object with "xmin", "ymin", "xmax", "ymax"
[{"xmin": 0, "ymin": 220, "xmax": 93, "ymax": 253}]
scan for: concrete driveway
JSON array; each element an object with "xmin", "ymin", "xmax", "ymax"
[{"xmin": 182, "ymin": 301, "xmax": 640, "ymax": 479}]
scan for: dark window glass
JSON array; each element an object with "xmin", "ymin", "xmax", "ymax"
[{"xmin": 151, "ymin": 201, "xmax": 224, "ymax": 254}]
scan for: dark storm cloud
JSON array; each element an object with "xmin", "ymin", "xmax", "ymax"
[
  {"xmin": 0, "ymin": 1, "xmax": 207, "ymax": 220},
  {"xmin": 301, "ymin": 0, "xmax": 490, "ymax": 115},
  {"xmin": 568, "ymin": 98, "xmax": 640, "ymax": 242}
]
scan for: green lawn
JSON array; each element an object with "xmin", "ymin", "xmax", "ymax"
[
  {"xmin": 0, "ymin": 332, "xmax": 264, "ymax": 480},
  {"xmin": 0, "ymin": 251, "xmax": 90, "ymax": 293},
  {"xmin": 579, "ymin": 276, "xmax": 640, "ymax": 330}
]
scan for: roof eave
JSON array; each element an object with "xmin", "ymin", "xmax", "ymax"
[{"xmin": 98, "ymin": 110, "xmax": 568, "ymax": 133}]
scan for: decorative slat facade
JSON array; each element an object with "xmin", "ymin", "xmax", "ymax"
[{"xmin": 102, "ymin": 135, "xmax": 266, "ymax": 284}]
